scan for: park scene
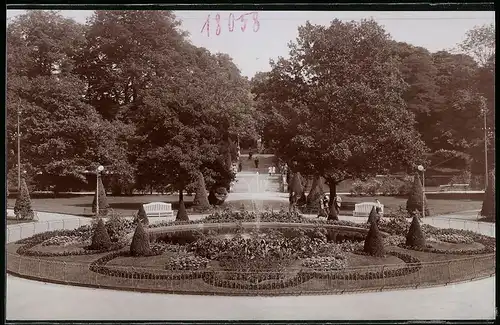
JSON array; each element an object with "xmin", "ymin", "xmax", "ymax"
[{"xmin": 6, "ymin": 9, "xmax": 495, "ymax": 320}]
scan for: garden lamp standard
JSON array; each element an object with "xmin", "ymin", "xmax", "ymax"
[
  {"xmin": 96, "ymin": 165, "xmax": 104, "ymax": 217},
  {"xmin": 417, "ymin": 165, "xmax": 425, "ymax": 217},
  {"xmin": 481, "ymin": 97, "xmax": 488, "ymax": 189},
  {"xmin": 17, "ymin": 100, "xmax": 21, "ymax": 192}
]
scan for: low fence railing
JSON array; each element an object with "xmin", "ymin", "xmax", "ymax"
[{"xmin": 6, "ymin": 215, "xmax": 496, "ymax": 296}]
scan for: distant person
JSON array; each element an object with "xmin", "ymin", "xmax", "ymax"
[
  {"xmin": 268, "ymin": 166, "xmax": 272, "ymax": 176},
  {"xmin": 238, "ymin": 161, "xmax": 242, "ymax": 172},
  {"xmin": 289, "ymin": 191, "xmax": 298, "ymax": 212},
  {"xmin": 271, "ymin": 166, "xmax": 276, "ymax": 175},
  {"xmin": 254, "ymin": 157, "xmax": 259, "ymax": 168},
  {"xmin": 318, "ymin": 194, "xmax": 329, "ymax": 218},
  {"xmin": 333, "ymin": 195, "xmax": 342, "ymax": 216},
  {"xmin": 248, "ymin": 151, "xmax": 253, "ymax": 160}
]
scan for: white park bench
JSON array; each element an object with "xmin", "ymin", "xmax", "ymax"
[
  {"xmin": 143, "ymin": 202, "xmax": 174, "ymax": 219},
  {"xmin": 353, "ymin": 202, "xmax": 384, "ymax": 217}
]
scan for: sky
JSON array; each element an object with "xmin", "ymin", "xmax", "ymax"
[{"xmin": 6, "ymin": 10, "xmax": 495, "ymax": 77}]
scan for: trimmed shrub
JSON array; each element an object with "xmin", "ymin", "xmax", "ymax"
[
  {"xmin": 367, "ymin": 206, "xmax": 379, "ymax": 224},
  {"xmin": 90, "ymin": 218, "xmax": 112, "ymax": 250},
  {"xmin": 405, "ymin": 213, "xmax": 426, "ymax": 248},
  {"xmin": 208, "ymin": 187, "xmax": 228, "ymax": 206},
  {"xmin": 289, "ymin": 172, "xmax": 304, "ymax": 196},
  {"xmin": 92, "ymin": 176, "xmax": 109, "ymax": 216},
  {"xmin": 176, "ymin": 200, "xmax": 189, "ymax": 221},
  {"xmin": 134, "ymin": 204, "xmax": 149, "ymax": 227},
  {"xmin": 130, "ymin": 220, "xmax": 151, "ymax": 256},
  {"xmin": 363, "ymin": 220, "xmax": 385, "ymax": 257},
  {"xmin": 14, "ymin": 177, "xmax": 35, "ymax": 220},
  {"xmin": 480, "ymin": 170, "xmax": 495, "ymax": 220},
  {"xmin": 193, "ymin": 171, "xmax": 211, "ymax": 211},
  {"xmin": 406, "ymin": 173, "xmax": 429, "ymax": 216},
  {"xmin": 327, "ymin": 203, "xmax": 339, "ymax": 221},
  {"xmin": 307, "ymin": 176, "xmax": 325, "ymax": 209}
]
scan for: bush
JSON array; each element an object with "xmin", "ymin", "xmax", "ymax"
[
  {"xmin": 14, "ymin": 177, "xmax": 35, "ymax": 220},
  {"xmin": 406, "ymin": 173, "xmax": 429, "ymax": 216},
  {"xmin": 134, "ymin": 204, "xmax": 149, "ymax": 227},
  {"xmin": 480, "ymin": 170, "xmax": 495, "ymax": 220},
  {"xmin": 130, "ymin": 221, "xmax": 151, "ymax": 256},
  {"xmin": 176, "ymin": 200, "xmax": 189, "ymax": 221},
  {"xmin": 208, "ymin": 187, "xmax": 228, "ymax": 205},
  {"xmin": 306, "ymin": 176, "xmax": 325, "ymax": 209},
  {"xmin": 405, "ymin": 214, "xmax": 426, "ymax": 248},
  {"xmin": 92, "ymin": 176, "xmax": 109, "ymax": 216},
  {"xmin": 367, "ymin": 206, "xmax": 379, "ymax": 224},
  {"xmin": 363, "ymin": 221, "xmax": 385, "ymax": 257},
  {"xmin": 90, "ymin": 218, "xmax": 112, "ymax": 250},
  {"xmin": 289, "ymin": 172, "xmax": 304, "ymax": 196},
  {"xmin": 193, "ymin": 171, "xmax": 211, "ymax": 211},
  {"xmin": 350, "ymin": 177, "xmax": 411, "ymax": 196}
]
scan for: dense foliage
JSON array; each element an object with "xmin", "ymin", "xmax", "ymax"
[
  {"xmin": 406, "ymin": 173, "xmax": 429, "ymax": 215},
  {"xmin": 405, "ymin": 214, "xmax": 426, "ymax": 248},
  {"xmin": 90, "ymin": 218, "xmax": 112, "ymax": 250},
  {"xmin": 130, "ymin": 221, "xmax": 151, "ymax": 256}
]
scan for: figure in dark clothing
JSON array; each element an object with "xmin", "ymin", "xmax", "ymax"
[
  {"xmin": 238, "ymin": 161, "xmax": 242, "ymax": 172},
  {"xmin": 254, "ymin": 157, "xmax": 259, "ymax": 168},
  {"xmin": 248, "ymin": 152, "xmax": 253, "ymax": 160}
]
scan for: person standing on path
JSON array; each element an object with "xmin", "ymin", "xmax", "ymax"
[
  {"xmin": 254, "ymin": 157, "xmax": 260, "ymax": 168},
  {"xmin": 333, "ymin": 195, "xmax": 342, "ymax": 216},
  {"xmin": 238, "ymin": 161, "xmax": 242, "ymax": 172},
  {"xmin": 268, "ymin": 166, "xmax": 272, "ymax": 176},
  {"xmin": 271, "ymin": 166, "xmax": 276, "ymax": 175}
]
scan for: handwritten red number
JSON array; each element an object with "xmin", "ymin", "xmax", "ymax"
[
  {"xmin": 201, "ymin": 14, "xmax": 210, "ymax": 37},
  {"xmin": 252, "ymin": 12, "xmax": 260, "ymax": 32},
  {"xmin": 228, "ymin": 13, "xmax": 235, "ymax": 32},
  {"xmin": 239, "ymin": 15, "xmax": 247, "ymax": 32},
  {"xmin": 215, "ymin": 13, "xmax": 221, "ymax": 36}
]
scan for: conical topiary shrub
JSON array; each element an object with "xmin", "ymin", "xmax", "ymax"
[
  {"xmin": 289, "ymin": 172, "xmax": 304, "ymax": 196},
  {"xmin": 90, "ymin": 218, "xmax": 112, "ymax": 250},
  {"xmin": 306, "ymin": 176, "xmax": 324, "ymax": 209},
  {"xmin": 14, "ymin": 177, "xmax": 34, "ymax": 220},
  {"xmin": 406, "ymin": 173, "xmax": 429, "ymax": 216},
  {"xmin": 480, "ymin": 170, "xmax": 495, "ymax": 221},
  {"xmin": 130, "ymin": 220, "xmax": 151, "ymax": 257},
  {"xmin": 363, "ymin": 220, "xmax": 385, "ymax": 257},
  {"xmin": 134, "ymin": 204, "xmax": 149, "ymax": 226},
  {"xmin": 405, "ymin": 213, "xmax": 426, "ymax": 248},
  {"xmin": 92, "ymin": 176, "xmax": 109, "ymax": 216},
  {"xmin": 367, "ymin": 206, "xmax": 379, "ymax": 224},
  {"xmin": 176, "ymin": 200, "xmax": 189, "ymax": 221},
  {"xmin": 193, "ymin": 171, "xmax": 210, "ymax": 211},
  {"xmin": 327, "ymin": 201, "xmax": 339, "ymax": 221}
]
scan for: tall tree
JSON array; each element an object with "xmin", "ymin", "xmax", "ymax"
[{"xmin": 253, "ymin": 19, "xmax": 427, "ymax": 219}]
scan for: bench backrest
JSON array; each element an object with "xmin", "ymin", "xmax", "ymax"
[
  {"xmin": 354, "ymin": 202, "xmax": 384, "ymax": 213},
  {"xmin": 143, "ymin": 202, "xmax": 172, "ymax": 212}
]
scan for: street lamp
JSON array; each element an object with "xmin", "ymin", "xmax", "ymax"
[
  {"xmin": 480, "ymin": 97, "xmax": 488, "ymax": 189},
  {"xmin": 96, "ymin": 165, "xmax": 104, "ymax": 217},
  {"xmin": 417, "ymin": 165, "xmax": 425, "ymax": 217},
  {"xmin": 17, "ymin": 100, "xmax": 22, "ymax": 192}
]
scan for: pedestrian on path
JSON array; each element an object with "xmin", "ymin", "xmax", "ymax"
[
  {"xmin": 254, "ymin": 157, "xmax": 260, "ymax": 168},
  {"xmin": 268, "ymin": 166, "xmax": 272, "ymax": 176},
  {"xmin": 271, "ymin": 166, "xmax": 276, "ymax": 175},
  {"xmin": 238, "ymin": 161, "xmax": 242, "ymax": 172}
]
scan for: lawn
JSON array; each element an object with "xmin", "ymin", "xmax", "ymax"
[
  {"xmin": 6, "ymin": 194, "xmax": 482, "ymax": 217},
  {"xmin": 6, "ymin": 218, "xmax": 37, "ymax": 225}
]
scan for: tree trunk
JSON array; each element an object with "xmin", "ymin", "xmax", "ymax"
[
  {"xmin": 179, "ymin": 187, "xmax": 184, "ymax": 202},
  {"xmin": 328, "ymin": 180, "xmax": 339, "ymax": 221}
]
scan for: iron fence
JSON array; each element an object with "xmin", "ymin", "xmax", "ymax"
[{"xmin": 6, "ymin": 216, "xmax": 496, "ymax": 296}]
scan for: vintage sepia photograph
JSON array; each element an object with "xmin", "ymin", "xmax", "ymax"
[{"xmin": 5, "ymin": 6, "xmax": 496, "ymax": 322}]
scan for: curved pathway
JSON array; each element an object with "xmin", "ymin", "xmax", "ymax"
[{"xmin": 6, "ymin": 172, "xmax": 496, "ymax": 320}]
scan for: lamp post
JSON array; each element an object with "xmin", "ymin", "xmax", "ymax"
[
  {"xmin": 481, "ymin": 97, "xmax": 488, "ymax": 189},
  {"xmin": 96, "ymin": 165, "xmax": 104, "ymax": 217},
  {"xmin": 17, "ymin": 100, "xmax": 21, "ymax": 192},
  {"xmin": 417, "ymin": 165, "xmax": 425, "ymax": 217}
]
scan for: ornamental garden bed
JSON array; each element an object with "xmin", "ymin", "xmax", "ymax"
[{"xmin": 6, "ymin": 210, "xmax": 495, "ymax": 296}]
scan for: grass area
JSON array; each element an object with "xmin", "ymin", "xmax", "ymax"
[
  {"xmin": 6, "ymin": 194, "xmax": 481, "ymax": 217},
  {"xmin": 6, "ymin": 218, "xmax": 37, "ymax": 225}
]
